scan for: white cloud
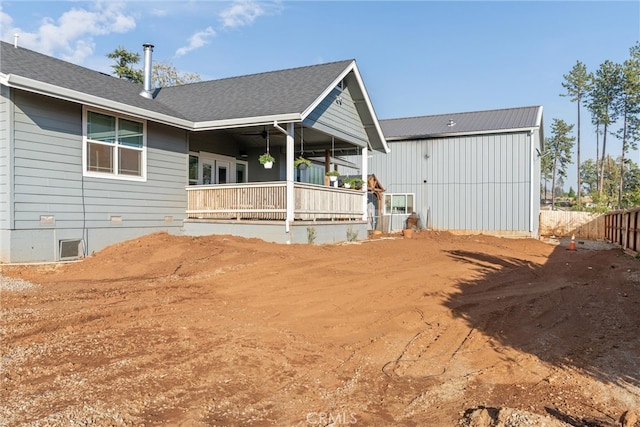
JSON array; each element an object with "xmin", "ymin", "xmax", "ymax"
[
  {"xmin": 175, "ymin": 26, "xmax": 216, "ymax": 57},
  {"xmin": 1, "ymin": 2, "xmax": 136, "ymax": 64},
  {"xmin": 150, "ymin": 8, "xmax": 168, "ymax": 17},
  {"xmin": 219, "ymin": 0, "xmax": 267, "ymax": 29}
]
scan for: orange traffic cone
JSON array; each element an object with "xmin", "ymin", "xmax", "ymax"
[{"xmin": 568, "ymin": 235, "xmax": 577, "ymax": 251}]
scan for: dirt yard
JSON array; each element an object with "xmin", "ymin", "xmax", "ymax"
[{"xmin": 1, "ymin": 231, "xmax": 639, "ymax": 426}]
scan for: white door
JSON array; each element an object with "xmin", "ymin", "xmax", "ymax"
[
  {"xmin": 201, "ymin": 157, "xmax": 214, "ymax": 185},
  {"xmin": 199, "ymin": 154, "xmax": 234, "ymax": 184},
  {"xmin": 216, "ymin": 160, "xmax": 230, "ymax": 184}
]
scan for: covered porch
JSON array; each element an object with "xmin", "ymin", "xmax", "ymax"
[
  {"xmin": 184, "ymin": 176, "xmax": 370, "ymax": 244},
  {"xmin": 181, "ymin": 61, "xmax": 389, "ymax": 243}
]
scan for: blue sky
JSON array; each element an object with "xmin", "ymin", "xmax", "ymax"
[{"xmin": 1, "ymin": 1, "xmax": 639, "ymax": 191}]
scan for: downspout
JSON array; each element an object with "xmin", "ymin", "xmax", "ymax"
[
  {"xmin": 529, "ymin": 130, "xmax": 535, "ymax": 238},
  {"xmin": 361, "ymin": 146, "xmax": 368, "ymax": 221},
  {"xmin": 273, "ymin": 121, "xmax": 295, "ymax": 236}
]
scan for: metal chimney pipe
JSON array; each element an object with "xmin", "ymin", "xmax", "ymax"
[
  {"xmin": 139, "ymin": 43, "xmax": 154, "ymax": 99},
  {"xmin": 13, "ymin": 34, "xmax": 19, "ymax": 48}
]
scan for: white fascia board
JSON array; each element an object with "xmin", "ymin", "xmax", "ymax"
[
  {"xmin": 348, "ymin": 62, "xmax": 390, "ymax": 154},
  {"xmin": 301, "ymin": 61, "xmax": 355, "ymax": 120},
  {"xmin": 535, "ymin": 106, "xmax": 545, "ymax": 148},
  {"xmin": 535, "ymin": 105, "xmax": 544, "ymax": 127},
  {"xmin": 301, "ymin": 61, "xmax": 390, "ymax": 154},
  {"xmin": 4, "ymin": 74, "xmax": 193, "ymax": 129},
  {"xmin": 192, "ymin": 113, "xmax": 302, "ymax": 131},
  {"xmin": 3, "ymin": 74, "xmax": 303, "ymax": 133}
]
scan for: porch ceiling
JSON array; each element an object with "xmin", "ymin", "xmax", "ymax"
[{"xmin": 224, "ymin": 124, "xmax": 362, "ymax": 156}]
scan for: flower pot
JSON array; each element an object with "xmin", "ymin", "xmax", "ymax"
[
  {"xmin": 402, "ymin": 229, "xmax": 414, "ymax": 239},
  {"xmin": 298, "ymin": 163, "xmax": 307, "ymax": 170},
  {"xmin": 329, "ymin": 175, "xmax": 337, "ymax": 182},
  {"xmin": 344, "ymin": 183, "xmax": 351, "ymax": 189},
  {"xmin": 263, "ymin": 161, "xmax": 273, "ymax": 169}
]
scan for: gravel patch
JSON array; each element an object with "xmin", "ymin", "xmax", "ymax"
[
  {"xmin": 0, "ymin": 273, "xmax": 40, "ymax": 292},
  {"xmin": 541, "ymin": 237, "xmax": 619, "ymax": 251}
]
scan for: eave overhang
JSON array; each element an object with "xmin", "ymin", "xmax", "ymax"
[
  {"xmin": 1, "ymin": 73, "xmax": 194, "ymax": 130},
  {"xmin": 1, "ymin": 73, "xmax": 308, "ymax": 132},
  {"xmin": 2, "ymin": 68, "xmax": 391, "ymax": 151},
  {"xmin": 385, "ymin": 126, "xmax": 541, "ymax": 142}
]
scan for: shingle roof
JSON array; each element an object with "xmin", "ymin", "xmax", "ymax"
[
  {"xmin": 0, "ymin": 41, "xmax": 187, "ymax": 119},
  {"xmin": 0, "ymin": 41, "xmax": 353, "ymax": 124},
  {"xmin": 380, "ymin": 106, "xmax": 543, "ymax": 141},
  {"xmin": 155, "ymin": 60, "xmax": 354, "ymax": 122}
]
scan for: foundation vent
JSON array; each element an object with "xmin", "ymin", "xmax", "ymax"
[{"xmin": 59, "ymin": 239, "xmax": 83, "ymax": 260}]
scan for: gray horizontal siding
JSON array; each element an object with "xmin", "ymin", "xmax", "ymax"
[
  {"xmin": 7, "ymin": 90, "xmax": 189, "ymax": 260},
  {"xmin": 0, "ymin": 85, "xmax": 10, "ymax": 243},
  {"xmin": 305, "ymin": 83, "xmax": 369, "ymax": 147},
  {"xmin": 368, "ymin": 132, "xmax": 534, "ymax": 233}
]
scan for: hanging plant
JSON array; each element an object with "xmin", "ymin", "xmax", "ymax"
[
  {"xmin": 294, "ymin": 156, "xmax": 311, "ymax": 170},
  {"xmin": 258, "ymin": 127, "xmax": 274, "ymax": 168},
  {"xmin": 259, "ymin": 153, "xmax": 275, "ymax": 169}
]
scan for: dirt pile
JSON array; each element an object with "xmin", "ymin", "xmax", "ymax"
[{"xmin": 1, "ymin": 231, "xmax": 639, "ymax": 426}]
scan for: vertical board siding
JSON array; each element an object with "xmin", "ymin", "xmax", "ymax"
[{"xmin": 368, "ymin": 132, "xmax": 533, "ymax": 234}]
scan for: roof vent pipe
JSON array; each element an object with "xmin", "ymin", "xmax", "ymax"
[
  {"xmin": 13, "ymin": 34, "xmax": 19, "ymax": 48},
  {"xmin": 139, "ymin": 43, "xmax": 154, "ymax": 99}
]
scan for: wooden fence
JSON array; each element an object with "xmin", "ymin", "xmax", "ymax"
[
  {"xmin": 539, "ymin": 210, "xmax": 605, "ymax": 239},
  {"xmin": 604, "ymin": 208, "xmax": 640, "ymax": 255}
]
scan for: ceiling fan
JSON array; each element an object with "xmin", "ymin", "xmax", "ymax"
[{"xmin": 241, "ymin": 125, "xmax": 269, "ymax": 139}]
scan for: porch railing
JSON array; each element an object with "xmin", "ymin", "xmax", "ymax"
[{"xmin": 186, "ymin": 181, "xmax": 364, "ymax": 221}]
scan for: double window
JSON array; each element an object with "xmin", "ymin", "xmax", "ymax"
[
  {"xmin": 384, "ymin": 193, "xmax": 414, "ymax": 215},
  {"xmin": 84, "ymin": 110, "xmax": 146, "ymax": 180}
]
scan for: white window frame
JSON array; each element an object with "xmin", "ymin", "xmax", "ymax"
[
  {"xmin": 235, "ymin": 160, "xmax": 249, "ymax": 183},
  {"xmin": 188, "ymin": 153, "xmax": 199, "ymax": 185},
  {"xmin": 188, "ymin": 151, "xmax": 247, "ymax": 185},
  {"xmin": 82, "ymin": 107, "xmax": 147, "ymax": 182},
  {"xmin": 383, "ymin": 193, "xmax": 415, "ymax": 215}
]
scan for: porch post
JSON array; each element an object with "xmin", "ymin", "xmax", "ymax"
[
  {"xmin": 286, "ymin": 123, "xmax": 295, "ymax": 233},
  {"xmin": 361, "ymin": 146, "xmax": 368, "ymax": 221}
]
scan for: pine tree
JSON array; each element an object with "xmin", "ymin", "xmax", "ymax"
[
  {"xmin": 589, "ymin": 60, "xmax": 622, "ymax": 197},
  {"xmin": 547, "ymin": 119, "xmax": 575, "ymax": 210},
  {"xmin": 107, "ymin": 46, "xmax": 143, "ymax": 84},
  {"xmin": 561, "ymin": 61, "xmax": 591, "ymax": 207},
  {"xmin": 614, "ymin": 42, "xmax": 640, "ymax": 209}
]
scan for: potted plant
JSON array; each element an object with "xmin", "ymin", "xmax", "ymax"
[
  {"xmin": 294, "ymin": 156, "xmax": 312, "ymax": 170},
  {"xmin": 342, "ymin": 177, "xmax": 354, "ymax": 188},
  {"xmin": 259, "ymin": 153, "xmax": 275, "ymax": 169},
  {"xmin": 351, "ymin": 177, "xmax": 364, "ymax": 190},
  {"xmin": 326, "ymin": 170, "xmax": 340, "ymax": 182}
]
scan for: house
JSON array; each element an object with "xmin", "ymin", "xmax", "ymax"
[
  {"xmin": 366, "ymin": 106, "xmax": 544, "ymax": 237},
  {"xmin": 0, "ymin": 41, "xmax": 389, "ymax": 263}
]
